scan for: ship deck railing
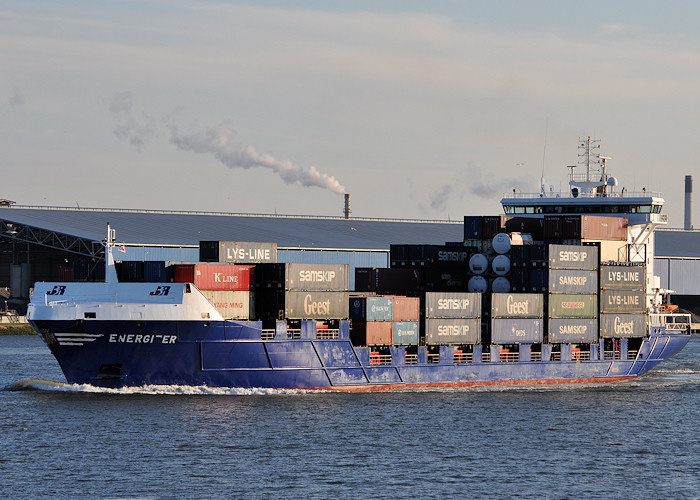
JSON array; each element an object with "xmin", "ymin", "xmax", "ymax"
[
  {"xmin": 453, "ymin": 352, "xmax": 474, "ymax": 364},
  {"xmin": 649, "ymin": 313, "xmax": 692, "ymax": 333},
  {"xmin": 405, "ymin": 353, "xmax": 418, "ymax": 365},
  {"xmin": 603, "ymin": 350, "xmax": 623, "ymax": 361},
  {"xmin": 502, "ymin": 189, "xmax": 662, "ymax": 199},
  {"xmin": 499, "ymin": 352, "xmax": 519, "ymax": 363},
  {"xmin": 369, "ymin": 353, "xmax": 392, "ymax": 365},
  {"xmin": 316, "ymin": 329, "xmax": 340, "ymax": 340},
  {"xmin": 427, "ymin": 353, "xmax": 440, "ymax": 364}
]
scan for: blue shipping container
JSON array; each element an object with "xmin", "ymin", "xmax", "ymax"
[
  {"xmin": 464, "ymin": 216, "xmax": 483, "ymax": 239},
  {"xmin": 392, "ymin": 321, "xmax": 419, "ymax": 345},
  {"xmin": 349, "ymin": 296, "xmax": 394, "ymax": 322}
]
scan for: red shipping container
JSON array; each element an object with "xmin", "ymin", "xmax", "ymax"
[
  {"xmin": 392, "ymin": 296, "xmax": 420, "ymax": 321},
  {"xmin": 365, "ymin": 322, "xmax": 393, "ymax": 345},
  {"xmin": 172, "ymin": 264, "xmax": 255, "ymax": 290},
  {"xmin": 582, "ymin": 215, "xmax": 628, "ymax": 241}
]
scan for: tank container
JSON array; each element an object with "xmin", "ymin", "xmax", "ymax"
[
  {"xmin": 492, "ymin": 255, "xmax": 511, "ymax": 276},
  {"xmin": 492, "ymin": 233, "xmax": 511, "ymax": 254},
  {"xmin": 468, "ymin": 275, "xmax": 488, "ymax": 293},
  {"xmin": 469, "ymin": 254, "xmax": 489, "ymax": 275},
  {"xmin": 491, "ymin": 277, "xmax": 511, "ymax": 293}
]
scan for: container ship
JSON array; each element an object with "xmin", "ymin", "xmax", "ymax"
[{"xmin": 26, "ymin": 138, "xmax": 692, "ymax": 390}]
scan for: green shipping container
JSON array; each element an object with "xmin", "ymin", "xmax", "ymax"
[{"xmin": 548, "ymin": 294, "xmax": 597, "ymax": 318}]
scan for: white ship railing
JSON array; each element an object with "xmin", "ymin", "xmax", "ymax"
[
  {"xmin": 649, "ymin": 313, "xmax": 692, "ymax": 333},
  {"xmin": 503, "ymin": 190, "xmax": 662, "ymax": 199}
]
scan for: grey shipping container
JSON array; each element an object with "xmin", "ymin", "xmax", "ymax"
[
  {"xmin": 548, "ymin": 269, "xmax": 598, "ymax": 294},
  {"xmin": 285, "ymin": 263, "xmax": 349, "ymax": 291},
  {"xmin": 425, "ymin": 292, "xmax": 482, "ymax": 319},
  {"xmin": 349, "ymin": 296, "xmax": 393, "ymax": 322},
  {"xmin": 393, "ymin": 321, "xmax": 419, "ymax": 345},
  {"xmin": 548, "ymin": 318, "xmax": 598, "ymax": 343},
  {"xmin": 283, "ymin": 291, "xmax": 349, "ymax": 319},
  {"xmin": 600, "ymin": 290, "xmax": 645, "ymax": 313},
  {"xmin": 548, "ymin": 244, "xmax": 599, "ymax": 270},
  {"xmin": 425, "ymin": 318, "xmax": 481, "ymax": 344},
  {"xmin": 600, "ymin": 313, "xmax": 647, "ymax": 338},
  {"xmin": 200, "ymin": 241, "xmax": 278, "ymax": 263},
  {"xmin": 491, "ymin": 318, "xmax": 543, "ymax": 343},
  {"xmin": 491, "ymin": 293, "xmax": 543, "ymax": 319},
  {"xmin": 548, "ymin": 294, "xmax": 598, "ymax": 319},
  {"xmin": 600, "ymin": 265, "xmax": 645, "ymax": 290}
]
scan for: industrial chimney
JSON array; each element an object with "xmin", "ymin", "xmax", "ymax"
[
  {"xmin": 344, "ymin": 193, "xmax": 351, "ymax": 219},
  {"xmin": 685, "ymin": 175, "xmax": 693, "ymax": 230}
]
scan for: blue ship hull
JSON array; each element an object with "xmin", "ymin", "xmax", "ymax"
[{"xmin": 32, "ymin": 319, "xmax": 691, "ymax": 390}]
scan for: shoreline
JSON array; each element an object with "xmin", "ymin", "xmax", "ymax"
[{"xmin": 0, "ymin": 325, "xmax": 35, "ymax": 336}]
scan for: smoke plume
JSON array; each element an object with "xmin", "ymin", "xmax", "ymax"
[
  {"xmin": 108, "ymin": 92, "xmax": 345, "ymax": 194},
  {"xmin": 109, "ymin": 92, "xmax": 157, "ymax": 152},
  {"xmin": 168, "ymin": 121, "xmax": 345, "ymax": 194},
  {"xmin": 428, "ymin": 164, "xmax": 537, "ymax": 213}
]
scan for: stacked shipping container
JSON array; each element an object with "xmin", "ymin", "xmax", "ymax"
[
  {"xmin": 547, "ymin": 244, "xmax": 600, "ymax": 343},
  {"xmin": 599, "ymin": 264, "xmax": 646, "ymax": 338},
  {"xmin": 490, "ymin": 293, "xmax": 544, "ymax": 343},
  {"xmin": 255, "ymin": 263, "xmax": 350, "ymax": 322},
  {"xmin": 424, "ymin": 292, "xmax": 482, "ymax": 344},
  {"xmin": 349, "ymin": 295, "xmax": 420, "ymax": 346},
  {"xmin": 172, "ymin": 264, "xmax": 256, "ymax": 319}
]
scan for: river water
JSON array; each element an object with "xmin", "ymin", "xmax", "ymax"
[{"xmin": 1, "ymin": 334, "xmax": 699, "ymax": 499}]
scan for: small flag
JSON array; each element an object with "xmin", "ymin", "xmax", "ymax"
[{"xmin": 118, "ymin": 245, "xmax": 126, "ymax": 253}]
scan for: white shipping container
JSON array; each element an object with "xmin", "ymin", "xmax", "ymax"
[{"xmin": 200, "ymin": 290, "xmax": 255, "ymax": 320}]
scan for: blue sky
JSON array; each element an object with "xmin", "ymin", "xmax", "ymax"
[{"xmin": 2, "ymin": 1, "xmax": 699, "ymax": 226}]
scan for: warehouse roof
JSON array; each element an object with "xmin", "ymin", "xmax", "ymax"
[
  {"xmin": 655, "ymin": 228, "xmax": 700, "ymax": 258},
  {"xmin": 0, "ymin": 206, "xmax": 464, "ymax": 250},
  {"xmin": 3, "ymin": 206, "xmax": 699, "ymax": 256}
]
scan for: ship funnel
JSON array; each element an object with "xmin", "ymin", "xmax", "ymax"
[
  {"xmin": 685, "ymin": 175, "xmax": 693, "ymax": 230},
  {"xmin": 344, "ymin": 193, "xmax": 351, "ymax": 219}
]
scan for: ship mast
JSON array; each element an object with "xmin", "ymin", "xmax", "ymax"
[{"xmin": 568, "ymin": 136, "xmax": 611, "ymax": 197}]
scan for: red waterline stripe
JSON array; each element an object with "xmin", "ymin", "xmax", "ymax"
[{"xmin": 302, "ymin": 376, "xmax": 635, "ymax": 393}]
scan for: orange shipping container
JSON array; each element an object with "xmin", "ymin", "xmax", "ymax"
[{"xmin": 392, "ymin": 296, "xmax": 420, "ymax": 321}]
